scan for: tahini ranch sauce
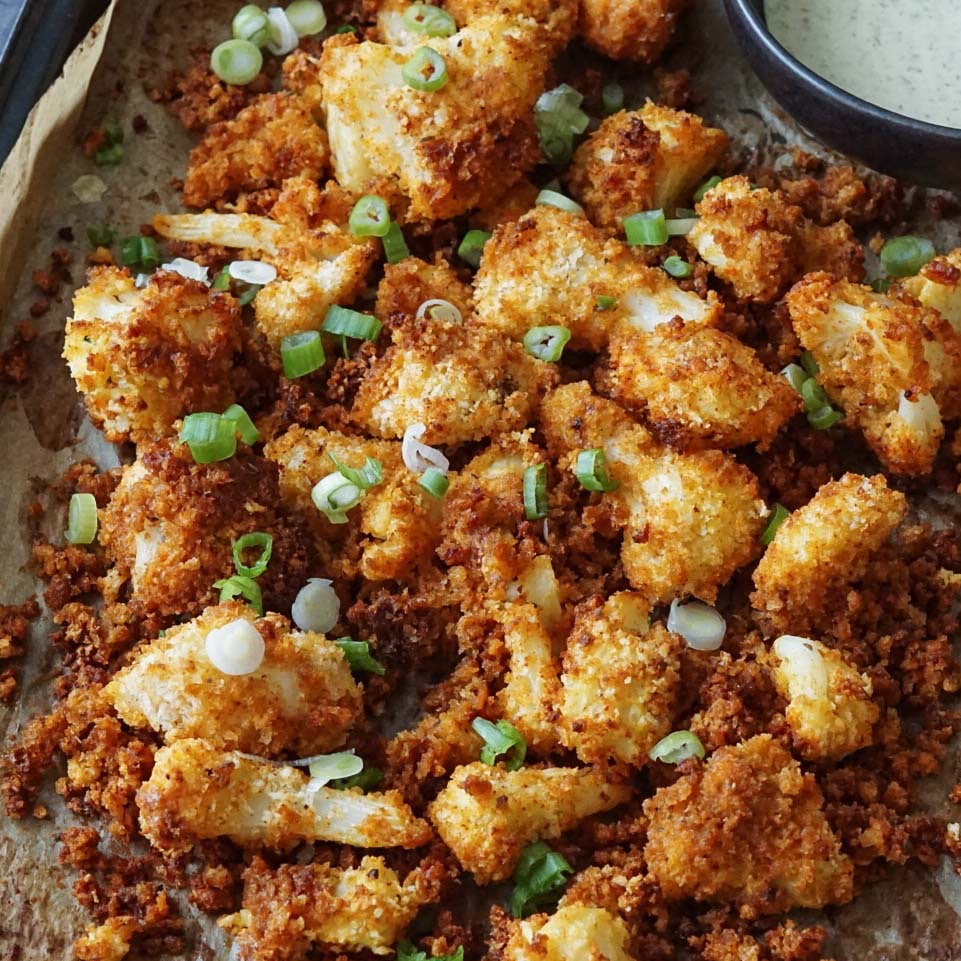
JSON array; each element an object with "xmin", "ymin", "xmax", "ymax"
[{"xmin": 764, "ymin": 0, "xmax": 961, "ymax": 128}]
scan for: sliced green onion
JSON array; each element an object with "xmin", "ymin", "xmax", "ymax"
[
  {"xmin": 86, "ymin": 224, "xmax": 115, "ymax": 248},
  {"xmin": 180, "ymin": 412, "xmax": 237, "ymax": 464},
  {"xmin": 322, "ymin": 304, "xmax": 382, "ymax": 342},
  {"xmin": 575, "ymin": 448, "xmax": 619, "ymax": 493},
  {"xmin": 382, "ymin": 221, "xmax": 410, "ymax": 263},
  {"xmin": 232, "ymin": 4, "xmax": 270, "ymax": 45},
  {"xmin": 782, "ymin": 363, "xmax": 808, "ymax": 393},
  {"xmin": 348, "ymin": 194, "xmax": 390, "ymax": 238},
  {"xmin": 222, "ymin": 403, "xmax": 261, "ymax": 445},
  {"xmin": 649, "ymin": 730, "xmax": 706, "ymax": 764},
  {"xmin": 398, "ymin": 941, "xmax": 464, "ymax": 961},
  {"xmin": 402, "ymin": 47, "xmax": 448, "ymax": 92},
  {"xmin": 870, "ymin": 277, "xmax": 892, "ymax": 293},
  {"xmin": 523, "ymin": 325, "xmax": 571, "ymax": 363},
  {"xmin": 335, "ymin": 23, "xmax": 356, "ymax": 33},
  {"xmin": 286, "ymin": 0, "xmax": 328, "ymax": 36},
  {"xmin": 120, "ymin": 236, "xmax": 161, "ymax": 271},
  {"xmin": 808, "ymin": 406, "xmax": 844, "ymax": 430},
  {"xmin": 535, "ymin": 84, "xmax": 589, "ymax": 165},
  {"xmin": 457, "ymin": 229, "xmax": 490, "ymax": 268},
  {"xmin": 212, "ymin": 266, "xmax": 232, "ymax": 291},
  {"xmin": 761, "ymin": 503, "xmax": 789, "ymax": 545},
  {"xmin": 330, "ymin": 453, "xmax": 383, "ymax": 490},
  {"xmin": 210, "ymin": 38, "xmax": 264, "ymax": 86},
  {"xmin": 95, "ymin": 143, "xmax": 124, "ymax": 166},
  {"xmin": 102, "ymin": 119, "xmax": 123, "ymax": 146},
  {"xmin": 311, "ymin": 473, "xmax": 363, "ymax": 524},
  {"xmin": 675, "ymin": 207, "xmax": 697, "ymax": 219},
  {"xmin": 799, "ymin": 350, "xmax": 819, "ymax": 378},
  {"xmin": 663, "ymin": 255, "xmax": 692, "ymax": 279},
  {"xmin": 535, "ymin": 189, "xmax": 583, "ymax": 215},
  {"xmin": 602, "ymin": 82, "xmax": 624, "ymax": 115},
  {"xmin": 693, "ymin": 175, "xmax": 722, "ymax": 203},
  {"xmin": 237, "ymin": 284, "xmax": 261, "ymax": 306},
  {"xmin": 416, "ymin": 299, "xmax": 462, "ymax": 324},
  {"xmin": 624, "ymin": 209, "xmax": 668, "ymax": 247},
  {"xmin": 214, "ymin": 574, "xmax": 264, "ymax": 616},
  {"xmin": 472, "ymin": 717, "xmax": 526, "ymax": 771},
  {"xmin": 403, "ymin": 3, "xmax": 456, "ymax": 37},
  {"xmin": 419, "ymin": 467, "xmax": 450, "ymax": 498},
  {"xmin": 880, "ymin": 236, "xmax": 935, "ymax": 278},
  {"xmin": 232, "ymin": 531, "xmax": 273, "ymax": 578},
  {"xmin": 595, "ymin": 295, "xmax": 618, "ymax": 311},
  {"xmin": 335, "ymin": 637, "xmax": 386, "ymax": 675},
  {"xmin": 510, "ymin": 842, "xmax": 573, "ymax": 918},
  {"xmin": 666, "ymin": 217, "xmax": 698, "ymax": 237},
  {"xmin": 281, "ymin": 330, "xmax": 326, "ymax": 378},
  {"xmin": 523, "ymin": 464, "xmax": 548, "ymax": 521},
  {"xmin": 65, "ymin": 492, "xmax": 98, "ymax": 545},
  {"xmin": 800, "ymin": 377, "xmax": 831, "ymax": 413},
  {"xmin": 308, "ymin": 751, "xmax": 363, "ymax": 787},
  {"xmin": 330, "ymin": 765, "xmax": 385, "ymax": 792}
]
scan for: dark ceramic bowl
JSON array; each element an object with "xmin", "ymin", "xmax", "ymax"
[{"xmin": 723, "ymin": 0, "xmax": 961, "ymax": 191}]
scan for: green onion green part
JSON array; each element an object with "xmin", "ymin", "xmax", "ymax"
[
  {"xmin": 403, "ymin": 3, "xmax": 457, "ymax": 37},
  {"xmin": 214, "ymin": 574, "xmax": 264, "ymax": 616},
  {"xmin": 335, "ymin": 637, "xmax": 386, "ymax": 675},
  {"xmin": 879, "ymin": 235, "xmax": 935, "ymax": 278},
  {"xmin": 782, "ymin": 363, "xmax": 808, "ymax": 393},
  {"xmin": 322, "ymin": 304, "xmax": 382, "ymax": 342},
  {"xmin": 510, "ymin": 841, "xmax": 573, "ymax": 918},
  {"xmin": 95, "ymin": 143, "xmax": 124, "ymax": 166},
  {"xmin": 308, "ymin": 751, "xmax": 364, "ymax": 785},
  {"xmin": 86, "ymin": 224, "xmax": 115, "ymax": 248},
  {"xmin": 335, "ymin": 22, "xmax": 357, "ymax": 32},
  {"xmin": 286, "ymin": 0, "xmax": 328, "ymax": 36},
  {"xmin": 523, "ymin": 464, "xmax": 548, "ymax": 520},
  {"xmin": 472, "ymin": 717, "xmax": 527, "ymax": 770},
  {"xmin": 624, "ymin": 209, "xmax": 668, "ymax": 247},
  {"xmin": 232, "ymin": 531, "xmax": 273, "ymax": 578},
  {"xmin": 662, "ymin": 254, "xmax": 692, "ymax": 278},
  {"xmin": 649, "ymin": 729, "xmax": 706, "ymax": 764},
  {"xmin": 180, "ymin": 412, "xmax": 237, "ymax": 464},
  {"xmin": 65, "ymin": 492, "xmax": 98, "ymax": 545},
  {"xmin": 330, "ymin": 453, "xmax": 384, "ymax": 490},
  {"xmin": 666, "ymin": 216, "xmax": 698, "ymax": 237},
  {"xmin": 120, "ymin": 235, "xmax": 161, "ymax": 271},
  {"xmin": 281, "ymin": 330, "xmax": 326, "ymax": 379},
  {"xmin": 799, "ymin": 350, "xmax": 819, "ymax": 377},
  {"xmin": 693, "ymin": 175, "xmax": 722, "ymax": 203},
  {"xmin": 402, "ymin": 46, "xmax": 449, "ymax": 92},
  {"xmin": 418, "ymin": 467, "xmax": 450, "ymax": 498},
  {"xmin": 232, "ymin": 4, "xmax": 270, "ymax": 45},
  {"xmin": 222, "ymin": 403, "xmax": 261, "ymax": 445},
  {"xmin": 457, "ymin": 229, "xmax": 491, "ymax": 268},
  {"xmin": 311, "ymin": 473, "xmax": 363, "ymax": 524},
  {"xmin": 761, "ymin": 503, "xmax": 789, "ymax": 546},
  {"xmin": 575, "ymin": 448, "xmax": 619, "ymax": 493},
  {"xmin": 348, "ymin": 194, "xmax": 390, "ymax": 238},
  {"xmin": 212, "ymin": 266, "xmax": 232, "ymax": 291},
  {"xmin": 210, "ymin": 38, "xmax": 264, "ymax": 86},
  {"xmin": 330, "ymin": 765, "xmax": 385, "ymax": 792},
  {"xmin": 535, "ymin": 83, "xmax": 589, "ymax": 165},
  {"xmin": 595, "ymin": 295, "xmax": 618, "ymax": 311},
  {"xmin": 382, "ymin": 220, "xmax": 410, "ymax": 263},
  {"xmin": 602, "ymin": 81, "xmax": 624, "ymax": 115},
  {"xmin": 808, "ymin": 406, "xmax": 844, "ymax": 430},
  {"xmin": 523, "ymin": 325, "xmax": 571, "ymax": 363}
]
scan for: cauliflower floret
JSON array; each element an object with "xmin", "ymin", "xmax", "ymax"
[
  {"xmin": 474, "ymin": 206, "xmax": 721, "ymax": 352},
  {"xmin": 319, "ymin": 20, "xmax": 550, "ymax": 220},
  {"xmin": 62, "ymin": 267, "xmax": 241, "ymax": 444},
  {"xmin": 429, "ymin": 762, "xmax": 631, "ymax": 883},
  {"xmin": 504, "ymin": 905, "xmax": 635, "ymax": 961},
  {"xmin": 104, "ymin": 602, "xmax": 361, "ymax": 756},
  {"xmin": 566, "ymin": 103, "xmax": 729, "ymax": 231},
  {"xmin": 221, "ymin": 855, "xmax": 429, "ymax": 959},
  {"xmin": 601, "ymin": 322, "xmax": 801, "ymax": 450},
  {"xmin": 751, "ymin": 473, "xmax": 907, "ymax": 633},
  {"xmin": 154, "ymin": 177, "xmax": 378, "ymax": 348},
  {"xmin": 265, "ymin": 425, "xmax": 442, "ymax": 582},
  {"xmin": 560, "ymin": 594, "xmax": 682, "ymax": 767},
  {"xmin": 182, "ymin": 92, "xmax": 328, "ymax": 209},
  {"xmin": 99, "ymin": 443, "xmax": 310, "ymax": 618},
  {"xmin": 690, "ymin": 177, "xmax": 864, "ymax": 303},
  {"xmin": 899, "ymin": 248, "xmax": 961, "ymax": 333},
  {"xmin": 138, "ymin": 739, "xmax": 431, "ymax": 855},
  {"xmin": 374, "ymin": 256, "xmax": 473, "ymax": 324},
  {"xmin": 643, "ymin": 734, "xmax": 854, "ymax": 914},
  {"xmin": 786, "ymin": 273, "xmax": 961, "ymax": 474},
  {"xmin": 351, "ymin": 312, "xmax": 556, "ymax": 444},
  {"xmin": 540, "ymin": 383, "xmax": 767, "ymax": 604},
  {"xmin": 770, "ymin": 635, "xmax": 878, "ymax": 761},
  {"xmin": 578, "ymin": 0, "xmax": 689, "ymax": 63}
]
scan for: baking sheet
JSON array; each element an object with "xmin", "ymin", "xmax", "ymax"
[{"xmin": 0, "ymin": 1, "xmax": 959, "ymax": 957}]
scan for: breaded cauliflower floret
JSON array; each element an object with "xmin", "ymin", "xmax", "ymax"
[
  {"xmin": 319, "ymin": 20, "xmax": 550, "ymax": 220},
  {"xmin": 265, "ymin": 425, "xmax": 442, "ymax": 582},
  {"xmin": 221, "ymin": 855, "xmax": 429, "ymax": 959},
  {"xmin": 504, "ymin": 904, "xmax": 635, "ymax": 961},
  {"xmin": 578, "ymin": 0, "xmax": 689, "ymax": 63},
  {"xmin": 751, "ymin": 473, "xmax": 907, "ymax": 633},
  {"xmin": 786, "ymin": 273, "xmax": 961, "ymax": 474},
  {"xmin": 470, "ymin": 176, "xmax": 540, "ymax": 232},
  {"xmin": 104, "ymin": 602, "xmax": 361, "ymax": 756},
  {"xmin": 601, "ymin": 322, "xmax": 801, "ymax": 450},
  {"xmin": 374, "ymin": 256, "xmax": 473, "ymax": 324},
  {"xmin": 99, "ymin": 443, "xmax": 309, "ymax": 618},
  {"xmin": 540, "ymin": 383, "xmax": 767, "ymax": 604},
  {"xmin": 566, "ymin": 103, "xmax": 729, "ymax": 231},
  {"xmin": 899, "ymin": 248, "xmax": 961, "ymax": 333},
  {"xmin": 690, "ymin": 177, "xmax": 863, "ymax": 303},
  {"xmin": 154, "ymin": 177, "xmax": 378, "ymax": 348},
  {"xmin": 351, "ymin": 313, "xmax": 556, "ymax": 445},
  {"xmin": 429, "ymin": 762, "xmax": 631, "ymax": 883},
  {"xmin": 770, "ymin": 635, "xmax": 878, "ymax": 761},
  {"xmin": 643, "ymin": 734, "xmax": 854, "ymax": 914},
  {"xmin": 138, "ymin": 739, "xmax": 431, "ymax": 855},
  {"xmin": 560, "ymin": 594, "xmax": 683, "ymax": 767},
  {"xmin": 183, "ymin": 92, "xmax": 328, "ymax": 209},
  {"xmin": 63, "ymin": 267, "xmax": 241, "ymax": 444},
  {"xmin": 474, "ymin": 206, "xmax": 721, "ymax": 352}
]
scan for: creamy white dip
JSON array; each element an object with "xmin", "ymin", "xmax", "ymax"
[{"xmin": 764, "ymin": 0, "xmax": 961, "ymax": 129}]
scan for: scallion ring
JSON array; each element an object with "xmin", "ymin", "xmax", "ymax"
[
  {"xmin": 213, "ymin": 575, "xmax": 264, "ymax": 616},
  {"xmin": 800, "ymin": 350, "xmax": 819, "ymax": 378},
  {"xmin": 602, "ymin": 82, "xmax": 624, "ymax": 115},
  {"xmin": 523, "ymin": 464, "xmax": 548, "ymax": 521},
  {"xmin": 65, "ymin": 492, "xmax": 98, "ymax": 545},
  {"xmin": 595, "ymin": 295, "xmax": 618, "ymax": 311},
  {"xmin": 624, "ymin": 209, "xmax": 668, "ymax": 247},
  {"xmin": 329, "ymin": 452, "xmax": 384, "ymax": 490},
  {"xmin": 693, "ymin": 175, "xmax": 722, "ymax": 203},
  {"xmin": 665, "ymin": 216, "xmax": 698, "ymax": 237},
  {"xmin": 402, "ymin": 423, "xmax": 450, "ymax": 474},
  {"xmin": 472, "ymin": 717, "xmax": 527, "ymax": 770},
  {"xmin": 335, "ymin": 637, "xmax": 386, "ymax": 675},
  {"xmin": 180, "ymin": 412, "xmax": 237, "ymax": 464},
  {"xmin": 307, "ymin": 751, "xmax": 363, "ymax": 788},
  {"xmin": 322, "ymin": 304, "xmax": 382, "ymax": 342},
  {"xmin": 229, "ymin": 260, "xmax": 277, "ymax": 286},
  {"xmin": 574, "ymin": 448, "xmax": 619, "ymax": 493},
  {"xmin": 761, "ymin": 503, "xmax": 789, "ymax": 545},
  {"xmin": 311, "ymin": 473, "xmax": 363, "ymax": 524},
  {"xmin": 403, "ymin": 3, "xmax": 456, "ymax": 37},
  {"xmin": 402, "ymin": 47, "xmax": 448, "ymax": 92},
  {"xmin": 535, "ymin": 189, "xmax": 584, "ymax": 215},
  {"xmin": 382, "ymin": 220, "xmax": 410, "ymax": 263},
  {"xmin": 222, "ymin": 403, "xmax": 261, "ymax": 445},
  {"xmin": 649, "ymin": 730, "xmax": 706, "ymax": 764},
  {"xmin": 292, "ymin": 578, "xmax": 339, "ymax": 633},
  {"xmin": 415, "ymin": 298, "xmax": 462, "ymax": 324},
  {"xmin": 232, "ymin": 4, "xmax": 270, "ymax": 45},
  {"xmin": 232, "ymin": 531, "xmax": 273, "ymax": 578},
  {"xmin": 782, "ymin": 363, "xmax": 808, "ymax": 393},
  {"xmin": 523, "ymin": 325, "xmax": 571, "ymax": 363},
  {"xmin": 662, "ymin": 254, "xmax": 692, "ymax": 278},
  {"xmin": 285, "ymin": 0, "xmax": 328, "ymax": 37},
  {"xmin": 281, "ymin": 330, "xmax": 326, "ymax": 378},
  {"xmin": 418, "ymin": 467, "xmax": 450, "ymax": 498},
  {"xmin": 880, "ymin": 235, "xmax": 935, "ymax": 278},
  {"xmin": 808, "ymin": 406, "xmax": 844, "ymax": 430},
  {"xmin": 210, "ymin": 38, "xmax": 264, "ymax": 86},
  {"xmin": 265, "ymin": 7, "xmax": 300, "ymax": 54},
  {"xmin": 348, "ymin": 194, "xmax": 390, "ymax": 238},
  {"xmin": 457, "ymin": 229, "xmax": 490, "ymax": 269}
]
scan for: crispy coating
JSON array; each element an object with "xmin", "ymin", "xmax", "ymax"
[
  {"xmin": 643, "ymin": 734, "xmax": 854, "ymax": 914},
  {"xmin": 566, "ymin": 103, "xmax": 729, "ymax": 231},
  {"xmin": 265, "ymin": 424, "xmax": 443, "ymax": 581},
  {"xmin": 98, "ymin": 443, "xmax": 309, "ymax": 618},
  {"xmin": 221, "ymin": 855, "xmax": 429, "ymax": 959},
  {"xmin": 182, "ymin": 93, "xmax": 329, "ymax": 209},
  {"xmin": 474, "ymin": 206, "xmax": 721, "ymax": 352},
  {"xmin": 751, "ymin": 473, "xmax": 907, "ymax": 634},
  {"xmin": 560, "ymin": 595, "xmax": 683, "ymax": 767},
  {"xmin": 786, "ymin": 273, "xmax": 961, "ymax": 474},
  {"xmin": 577, "ymin": 0, "xmax": 689, "ymax": 63},
  {"xmin": 319, "ymin": 19, "xmax": 550, "ymax": 220},
  {"xmin": 374, "ymin": 256, "xmax": 473, "ymax": 324},
  {"xmin": 104, "ymin": 603, "xmax": 361, "ymax": 756},
  {"xmin": 503, "ymin": 904, "xmax": 635, "ymax": 961},
  {"xmin": 601, "ymin": 322, "xmax": 801, "ymax": 450},
  {"xmin": 428, "ymin": 762, "xmax": 631, "ymax": 883},
  {"xmin": 899, "ymin": 247, "xmax": 961, "ymax": 333},
  {"xmin": 770, "ymin": 635, "xmax": 878, "ymax": 761},
  {"xmin": 351, "ymin": 312, "xmax": 556, "ymax": 444},
  {"xmin": 137, "ymin": 739, "xmax": 431, "ymax": 854},
  {"xmin": 63, "ymin": 267, "xmax": 241, "ymax": 443}
]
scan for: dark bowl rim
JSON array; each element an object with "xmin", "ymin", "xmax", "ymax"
[{"xmin": 724, "ymin": 0, "xmax": 961, "ymax": 142}]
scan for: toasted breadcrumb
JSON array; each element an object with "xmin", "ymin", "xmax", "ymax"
[{"xmin": 578, "ymin": 0, "xmax": 690, "ymax": 63}]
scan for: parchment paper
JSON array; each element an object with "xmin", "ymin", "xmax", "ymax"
[{"xmin": 0, "ymin": 2, "xmax": 959, "ymax": 958}]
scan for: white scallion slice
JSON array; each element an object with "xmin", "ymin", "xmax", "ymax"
[
  {"xmin": 229, "ymin": 259, "xmax": 278, "ymax": 286},
  {"xmin": 307, "ymin": 750, "xmax": 363, "ymax": 788},
  {"xmin": 285, "ymin": 0, "xmax": 327, "ymax": 37},
  {"xmin": 291, "ymin": 578, "xmax": 340, "ymax": 633},
  {"xmin": 161, "ymin": 257, "xmax": 210, "ymax": 285},
  {"xmin": 649, "ymin": 730, "xmax": 706, "ymax": 764},
  {"xmin": 266, "ymin": 7, "xmax": 300, "ymax": 54},
  {"xmin": 311, "ymin": 473, "xmax": 363, "ymax": 524},
  {"xmin": 205, "ymin": 619, "xmax": 266, "ymax": 675},
  {"xmin": 667, "ymin": 598, "xmax": 726, "ymax": 652},
  {"xmin": 71, "ymin": 174, "xmax": 108, "ymax": 204},
  {"xmin": 65, "ymin": 493, "xmax": 98, "ymax": 545},
  {"xmin": 535, "ymin": 189, "xmax": 584, "ymax": 216},
  {"xmin": 401, "ymin": 423, "xmax": 449, "ymax": 475},
  {"xmin": 415, "ymin": 298, "xmax": 462, "ymax": 325}
]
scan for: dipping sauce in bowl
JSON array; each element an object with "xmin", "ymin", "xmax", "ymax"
[{"xmin": 765, "ymin": 0, "xmax": 961, "ymax": 129}]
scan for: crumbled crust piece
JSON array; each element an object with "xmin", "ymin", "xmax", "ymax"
[
  {"xmin": 503, "ymin": 904, "xmax": 635, "ymax": 961},
  {"xmin": 578, "ymin": 0, "xmax": 690, "ymax": 63},
  {"xmin": 644, "ymin": 734, "xmax": 854, "ymax": 914},
  {"xmin": 63, "ymin": 267, "xmax": 241, "ymax": 444},
  {"xmin": 104, "ymin": 602, "xmax": 361, "ymax": 756}
]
